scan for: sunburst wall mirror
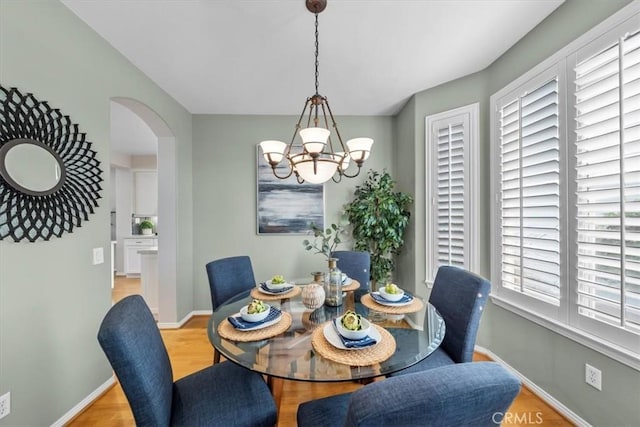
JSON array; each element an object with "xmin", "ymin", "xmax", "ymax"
[{"xmin": 0, "ymin": 85, "xmax": 103, "ymax": 242}]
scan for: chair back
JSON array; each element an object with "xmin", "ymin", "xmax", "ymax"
[
  {"xmin": 429, "ymin": 265, "xmax": 491, "ymax": 363},
  {"xmin": 332, "ymin": 250, "xmax": 370, "ymax": 300},
  {"xmin": 345, "ymin": 362, "xmax": 520, "ymax": 427},
  {"xmin": 97, "ymin": 295, "xmax": 173, "ymax": 427},
  {"xmin": 205, "ymin": 255, "xmax": 256, "ymax": 310}
]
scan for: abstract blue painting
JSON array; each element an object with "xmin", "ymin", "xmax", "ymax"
[{"xmin": 257, "ymin": 147, "xmax": 324, "ymax": 234}]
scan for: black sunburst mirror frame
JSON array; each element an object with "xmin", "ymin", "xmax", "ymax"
[{"xmin": 0, "ymin": 85, "xmax": 103, "ymax": 242}]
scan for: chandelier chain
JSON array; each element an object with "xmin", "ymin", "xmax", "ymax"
[{"xmin": 314, "ymin": 13, "xmax": 319, "ymax": 95}]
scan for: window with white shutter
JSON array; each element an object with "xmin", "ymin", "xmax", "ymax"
[
  {"xmin": 490, "ymin": 4, "xmax": 640, "ymax": 365},
  {"xmin": 572, "ymin": 29, "xmax": 640, "ymax": 339},
  {"xmin": 437, "ymin": 122, "xmax": 465, "ymax": 267},
  {"xmin": 498, "ymin": 77, "xmax": 561, "ymax": 306},
  {"xmin": 425, "ymin": 104, "xmax": 479, "ymax": 284}
]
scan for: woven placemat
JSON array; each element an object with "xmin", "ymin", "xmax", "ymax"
[
  {"xmin": 360, "ymin": 294, "xmax": 424, "ymax": 314},
  {"xmin": 217, "ymin": 312, "xmax": 292, "ymax": 342},
  {"xmin": 342, "ymin": 280, "xmax": 360, "ymax": 292},
  {"xmin": 311, "ymin": 323, "xmax": 396, "ymax": 366},
  {"xmin": 250, "ymin": 285, "xmax": 301, "ymax": 301}
]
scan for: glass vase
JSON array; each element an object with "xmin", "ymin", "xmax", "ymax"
[{"xmin": 324, "ymin": 257, "xmax": 343, "ymax": 306}]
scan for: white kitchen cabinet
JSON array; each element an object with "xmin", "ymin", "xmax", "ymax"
[
  {"xmin": 134, "ymin": 171, "xmax": 157, "ymax": 215},
  {"xmin": 124, "ymin": 238, "xmax": 157, "ymax": 276}
]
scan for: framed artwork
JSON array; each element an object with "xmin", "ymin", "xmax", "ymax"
[{"xmin": 257, "ymin": 146, "xmax": 324, "ymax": 234}]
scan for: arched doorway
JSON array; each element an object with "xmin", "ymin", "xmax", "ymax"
[{"xmin": 110, "ymin": 97, "xmax": 177, "ymax": 323}]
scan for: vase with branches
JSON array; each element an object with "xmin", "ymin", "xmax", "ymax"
[
  {"xmin": 302, "ymin": 221, "xmax": 347, "ymax": 306},
  {"xmin": 302, "ymin": 222, "xmax": 346, "ymax": 261}
]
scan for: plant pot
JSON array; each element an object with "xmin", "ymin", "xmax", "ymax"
[{"xmin": 141, "ymin": 228, "xmax": 152, "ymax": 235}]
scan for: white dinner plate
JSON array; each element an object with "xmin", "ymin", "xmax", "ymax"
[
  {"xmin": 370, "ymin": 292, "xmax": 414, "ymax": 307},
  {"xmin": 264, "ymin": 280, "xmax": 294, "ymax": 290},
  {"xmin": 257, "ymin": 283, "xmax": 295, "ymax": 295},
  {"xmin": 229, "ymin": 312, "xmax": 282, "ymax": 331},
  {"xmin": 322, "ymin": 322, "xmax": 381, "ymax": 351}
]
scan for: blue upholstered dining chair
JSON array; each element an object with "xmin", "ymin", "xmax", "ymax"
[
  {"xmin": 331, "ymin": 250, "xmax": 370, "ymax": 301},
  {"xmin": 389, "ymin": 265, "xmax": 491, "ymax": 377},
  {"xmin": 205, "ymin": 255, "xmax": 257, "ymax": 310},
  {"xmin": 98, "ymin": 295, "xmax": 277, "ymax": 427},
  {"xmin": 205, "ymin": 255, "xmax": 257, "ymax": 363},
  {"xmin": 297, "ymin": 362, "xmax": 520, "ymax": 427}
]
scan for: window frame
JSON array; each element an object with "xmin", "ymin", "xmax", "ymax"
[
  {"xmin": 491, "ymin": 63, "xmax": 567, "ymax": 322},
  {"xmin": 566, "ymin": 24, "xmax": 640, "ymax": 349},
  {"xmin": 490, "ymin": 2, "xmax": 640, "ymax": 370},
  {"xmin": 425, "ymin": 103, "xmax": 480, "ymax": 285}
]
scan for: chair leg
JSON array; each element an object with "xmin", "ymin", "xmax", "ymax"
[{"xmin": 213, "ymin": 348, "xmax": 221, "ymax": 364}]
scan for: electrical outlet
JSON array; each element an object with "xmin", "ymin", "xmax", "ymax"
[
  {"xmin": 92, "ymin": 247, "xmax": 104, "ymax": 265},
  {"xmin": 0, "ymin": 391, "xmax": 10, "ymax": 419},
  {"xmin": 585, "ymin": 363, "xmax": 602, "ymax": 390}
]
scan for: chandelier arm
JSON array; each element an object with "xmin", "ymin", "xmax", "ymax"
[
  {"xmin": 306, "ymin": 102, "xmax": 315, "ymax": 129},
  {"xmin": 319, "ymin": 100, "xmax": 336, "ymax": 154},
  {"xmin": 323, "ymin": 98, "xmax": 348, "ymax": 152},
  {"xmin": 291, "ymin": 99, "xmax": 312, "ymax": 150},
  {"xmin": 270, "ymin": 159, "xmax": 296, "ymax": 180},
  {"xmin": 339, "ymin": 163, "xmax": 363, "ymax": 179}
]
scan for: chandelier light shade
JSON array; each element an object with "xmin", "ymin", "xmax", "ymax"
[{"xmin": 259, "ymin": 0, "xmax": 373, "ymax": 184}]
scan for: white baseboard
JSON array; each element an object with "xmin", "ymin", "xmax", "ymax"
[
  {"xmin": 157, "ymin": 309, "xmax": 212, "ymax": 329},
  {"xmin": 475, "ymin": 345, "xmax": 590, "ymax": 427},
  {"xmin": 52, "ymin": 376, "xmax": 115, "ymax": 427}
]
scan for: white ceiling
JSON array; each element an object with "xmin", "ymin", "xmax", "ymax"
[{"xmin": 63, "ymin": 0, "xmax": 564, "ymax": 118}]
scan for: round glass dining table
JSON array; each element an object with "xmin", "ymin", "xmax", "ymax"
[{"xmin": 207, "ymin": 286, "xmax": 445, "ymax": 382}]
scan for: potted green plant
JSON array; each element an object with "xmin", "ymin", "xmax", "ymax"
[
  {"xmin": 344, "ymin": 170, "xmax": 413, "ymax": 284},
  {"xmin": 139, "ymin": 220, "xmax": 154, "ymax": 235}
]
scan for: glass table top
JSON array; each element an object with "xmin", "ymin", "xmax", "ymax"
[{"xmin": 207, "ymin": 287, "xmax": 445, "ymax": 382}]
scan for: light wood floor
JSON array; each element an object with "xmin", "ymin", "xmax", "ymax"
[
  {"xmin": 111, "ymin": 275, "xmax": 142, "ymax": 304},
  {"xmin": 69, "ymin": 277, "xmax": 573, "ymax": 426}
]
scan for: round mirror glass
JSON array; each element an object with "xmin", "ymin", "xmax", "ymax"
[{"xmin": 0, "ymin": 139, "xmax": 65, "ymax": 195}]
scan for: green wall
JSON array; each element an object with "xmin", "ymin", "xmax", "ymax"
[
  {"xmin": 0, "ymin": 1, "xmax": 193, "ymax": 425},
  {"xmin": 398, "ymin": 0, "xmax": 639, "ymax": 425},
  {"xmin": 191, "ymin": 114, "xmax": 394, "ymax": 309},
  {"xmin": 393, "ymin": 96, "xmax": 418, "ymax": 296}
]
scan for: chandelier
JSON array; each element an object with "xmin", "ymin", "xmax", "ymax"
[{"xmin": 259, "ymin": 0, "xmax": 373, "ymax": 184}]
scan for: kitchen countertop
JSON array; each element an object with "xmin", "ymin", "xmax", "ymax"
[{"xmin": 125, "ymin": 235, "xmax": 158, "ymax": 239}]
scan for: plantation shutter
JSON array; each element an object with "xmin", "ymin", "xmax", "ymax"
[
  {"xmin": 574, "ymin": 30, "xmax": 640, "ymax": 334},
  {"xmin": 499, "ymin": 77, "xmax": 561, "ymax": 304},
  {"xmin": 436, "ymin": 123, "xmax": 466, "ymax": 267}
]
